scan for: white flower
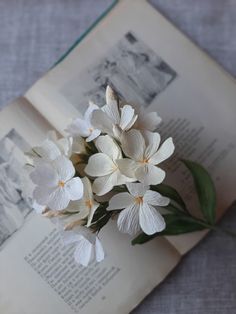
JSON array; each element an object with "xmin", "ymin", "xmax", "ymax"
[
  {"xmin": 117, "ymin": 129, "xmax": 175, "ymax": 185},
  {"xmin": 48, "ymin": 131, "xmax": 86, "ymax": 156},
  {"xmin": 62, "ymin": 227, "xmax": 105, "ymax": 266},
  {"xmin": 66, "ymin": 103, "xmax": 101, "ymax": 142},
  {"xmin": 27, "ymin": 131, "xmax": 85, "ymax": 162},
  {"xmin": 30, "ymin": 156, "xmax": 84, "ymax": 210},
  {"xmin": 131, "ymin": 102, "xmax": 162, "ymax": 131},
  {"xmin": 65, "ymin": 177, "xmax": 99, "ymax": 227},
  {"xmin": 85, "ymin": 135, "xmax": 135, "ymax": 196},
  {"xmin": 91, "ymin": 86, "xmax": 137, "ymax": 139},
  {"xmin": 108, "ymin": 183, "xmax": 169, "ymax": 235}
]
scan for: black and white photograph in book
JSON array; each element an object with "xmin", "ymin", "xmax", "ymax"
[
  {"xmin": 62, "ymin": 32, "xmax": 177, "ymax": 111},
  {"xmin": 0, "ymin": 129, "xmax": 32, "ymax": 249}
]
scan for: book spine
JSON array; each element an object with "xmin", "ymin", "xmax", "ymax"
[{"xmin": 54, "ymin": 0, "xmax": 119, "ymax": 67}]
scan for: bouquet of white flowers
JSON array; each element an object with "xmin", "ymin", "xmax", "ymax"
[{"xmin": 25, "ymin": 85, "xmax": 234, "ymax": 267}]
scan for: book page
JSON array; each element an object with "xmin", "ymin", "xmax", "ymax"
[
  {"xmin": 0, "ymin": 99, "xmax": 180, "ymax": 314},
  {"xmin": 25, "ymin": 0, "xmax": 236, "ymax": 254}
]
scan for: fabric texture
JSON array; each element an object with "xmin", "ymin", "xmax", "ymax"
[{"xmin": 0, "ymin": 0, "xmax": 235, "ymax": 313}]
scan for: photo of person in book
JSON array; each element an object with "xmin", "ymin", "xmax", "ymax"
[
  {"xmin": 0, "ymin": 130, "xmax": 32, "ymax": 249},
  {"xmin": 62, "ymin": 32, "xmax": 177, "ymax": 111},
  {"xmin": 89, "ymin": 32, "xmax": 177, "ymax": 104}
]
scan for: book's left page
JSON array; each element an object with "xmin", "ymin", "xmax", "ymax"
[{"xmin": 0, "ymin": 98, "xmax": 180, "ymax": 314}]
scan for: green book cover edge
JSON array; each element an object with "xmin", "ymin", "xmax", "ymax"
[{"xmin": 54, "ymin": 0, "xmax": 119, "ymax": 67}]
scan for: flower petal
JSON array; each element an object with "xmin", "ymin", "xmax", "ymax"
[
  {"xmin": 32, "ymin": 201, "xmax": 45, "ymax": 214},
  {"xmin": 84, "ymin": 102, "xmax": 100, "ymax": 121},
  {"xmin": 139, "ymin": 203, "xmax": 166, "ymax": 235},
  {"xmin": 119, "ymin": 105, "xmax": 137, "ymax": 131},
  {"xmin": 66, "ymin": 118, "xmax": 91, "ymax": 137},
  {"xmin": 108, "ymin": 192, "xmax": 135, "ymax": 210},
  {"xmin": 137, "ymin": 111, "xmax": 162, "ymax": 131},
  {"xmin": 91, "ymin": 109, "xmax": 113, "ymax": 135},
  {"xmin": 60, "ymin": 211, "xmax": 88, "ymax": 231},
  {"xmin": 125, "ymin": 114, "xmax": 138, "ymax": 131},
  {"xmin": 47, "ymin": 187, "xmax": 71, "ymax": 210},
  {"xmin": 85, "ymin": 153, "xmax": 114, "ymax": 177},
  {"xmin": 121, "ymin": 129, "xmax": 145, "ymax": 161},
  {"xmin": 66, "ymin": 199, "xmax": 87, "ymax": 214},
  {"xmin": 149, "ymin": 137, "xmax": 175, "ymax": 165},
  {"xmin": 117, "ymin": 204, "xmax": 140, "ymax": 235},
  {"xmin": 30, "ymin": 162, "xmax": 58, "ymax": 187},
  {"xmin": 33, "ymin": 139, "xmax": 62, "ymax": 160},
  {"xmin": 74, "ymin": 237, "xmax": 93, "ymax": 266},
  {"xmin": 112, "ymin": 125, "xmax": 122, "ymax": 140},
  {"xmin": 61, "ymin": 230, "xmax": 82, "ymax": 245},
  {"xmin": 143, "ymin": 190, "xmax": 170, "ymax": 206},
  {"xmin": 33, "ymin": 185, "xmax": 69, "ymax": 211},
  {"xmin": 116, "ymin": 158, "xmax": 139, "ymax": 179},
  {"xmin": 92, "ymin": 172, "xmax": 117, "ymax": 196},
  {"xmin": 72, "ymin": 136, "xmax": 86, "ymax": 154},
  {"xmin": 32, "ymin": 186, "xmax": 55, "ymax": 205},
  {"xmin": 126, "ymin": 182, "xmax": 149, "ymax": 197},
  {"xmin": 86, "ymin": 129, "xmax": 101, "ymax": 142},
  {"xmin": 78, "ymin": 226, "xmax": 96, "ymax": 242},
  {"xmin": 52, "ymin": 156, "xmax": 75, "ymax": 181},
  {"xmin": 103, "ymin": 96, "xmax": 120, "ymax": 125},
  {"xmin": 115, "ymin": 169, "xmax": 135, "ymax": 185},
  {"xmin": 57, "ymin": 137, "xmax": 73, "ymax": 157},
  {"xmin": 135, "ymin": 164, "xmax": 166, "ymax": 185},
  {"xmin": 68, "ymin": 205, "xmax": 89, "ymax": 221},
  {"xmin": 105, "ymin": 85, "xmax": 118, "ymax": 107},
  {"xmin": 65, "ymin": 177, "xmax": 84, "ymax": 201},
  {"xmin": 143, "ymin": 131, "xmax": 161, "ymax": 160},
  {"xmin": 95, "ymin": 238, "xmax": 105, "ymax": 262},
  {"xmin": 81, "ymin": 177, "xmax": 93, "ymax": 200},
  {"xmin": 95, "ymin": 135, "xmax": 121, "ymax": 160}
]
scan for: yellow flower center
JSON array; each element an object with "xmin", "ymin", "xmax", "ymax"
[
  {"xmin": 85, "ymin": 199, "xmax": 93, "ymax": 209},
  {"xmin": 141, "ymin": 158, "xmax": 149, "ymax": 164},
  {"xmin": 58, "ymin": 180, "xmax": 65, "ymax": 188},
  {"xmin": 135, "ymin": 196, "xmax": 143, "ymax": 205}
]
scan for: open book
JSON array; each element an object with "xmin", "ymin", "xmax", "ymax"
[{"xmin": 1, "ymin": 1, "xmax": 236, "ymax": 313}]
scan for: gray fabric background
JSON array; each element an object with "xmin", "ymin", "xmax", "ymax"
[{"xmin": 0, "ymin": 0, "xmax": 235, "ymax": 313}]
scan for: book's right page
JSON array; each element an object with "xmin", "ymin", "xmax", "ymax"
[{"xmin": 25, "ymin": 0, "xmax": 236, "ymax": 254}]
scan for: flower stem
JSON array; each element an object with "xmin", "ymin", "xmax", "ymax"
[{"xmin": 166, "ymin": 203, "xmax": 236, "ymax": 238}]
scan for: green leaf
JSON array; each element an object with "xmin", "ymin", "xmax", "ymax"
[
  {"xmin": 132, "ymin": 214, "xmax": 205, "ymax": 245},
  {"xmin": 95, "ymin": 212, "xmax": 113, "ymax": 231},
  {"xmin": 181, "ymin": 159, "xmax": 216, "ymax": 225},
  {"xmin": 151, "ymin": 183, "xmax": 186, "ymax": 210}
]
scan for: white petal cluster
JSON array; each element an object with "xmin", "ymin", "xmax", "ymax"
[
  {"xmin": 108, "ymin": 183, "xmax": 169, "ymax": 235},
  {"xmin": 91, "ymin": 86, "xmax": 138, "ymax": 140},
  {"xmin": 25, "ymin": 131, "xmax": 86, "ymax": 212},
  {"xmin": 27, "ymin": 131, "xmax": 86, "ymax": 165},
  {"xmin": 62, "ymin": 227, "xmax": 105, "ymax": 267},
  {"xmin": 30, "ymin": 156, "xmax": 83, "ymax": 210},
  {"xmin": 129, "ymin": 102, "xmax": 162, "ymax": 131},
  {"xmin": 85, "ymin": 135, "xmax": 134, "ymax": 195},
  {"xmin": 27, "ymin": 85, "xmax": 175, "ymax": 266},
  {"xmin": 65, "ymin": 177, "xmax": 99, "ymax": 228},
  {"xmin": 66, "ymin": 103, "xmax": 101, "ymax": 142},
  {"xmin": 118, "ymin": 130, "xmax": 174, "ymax": 185}
]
